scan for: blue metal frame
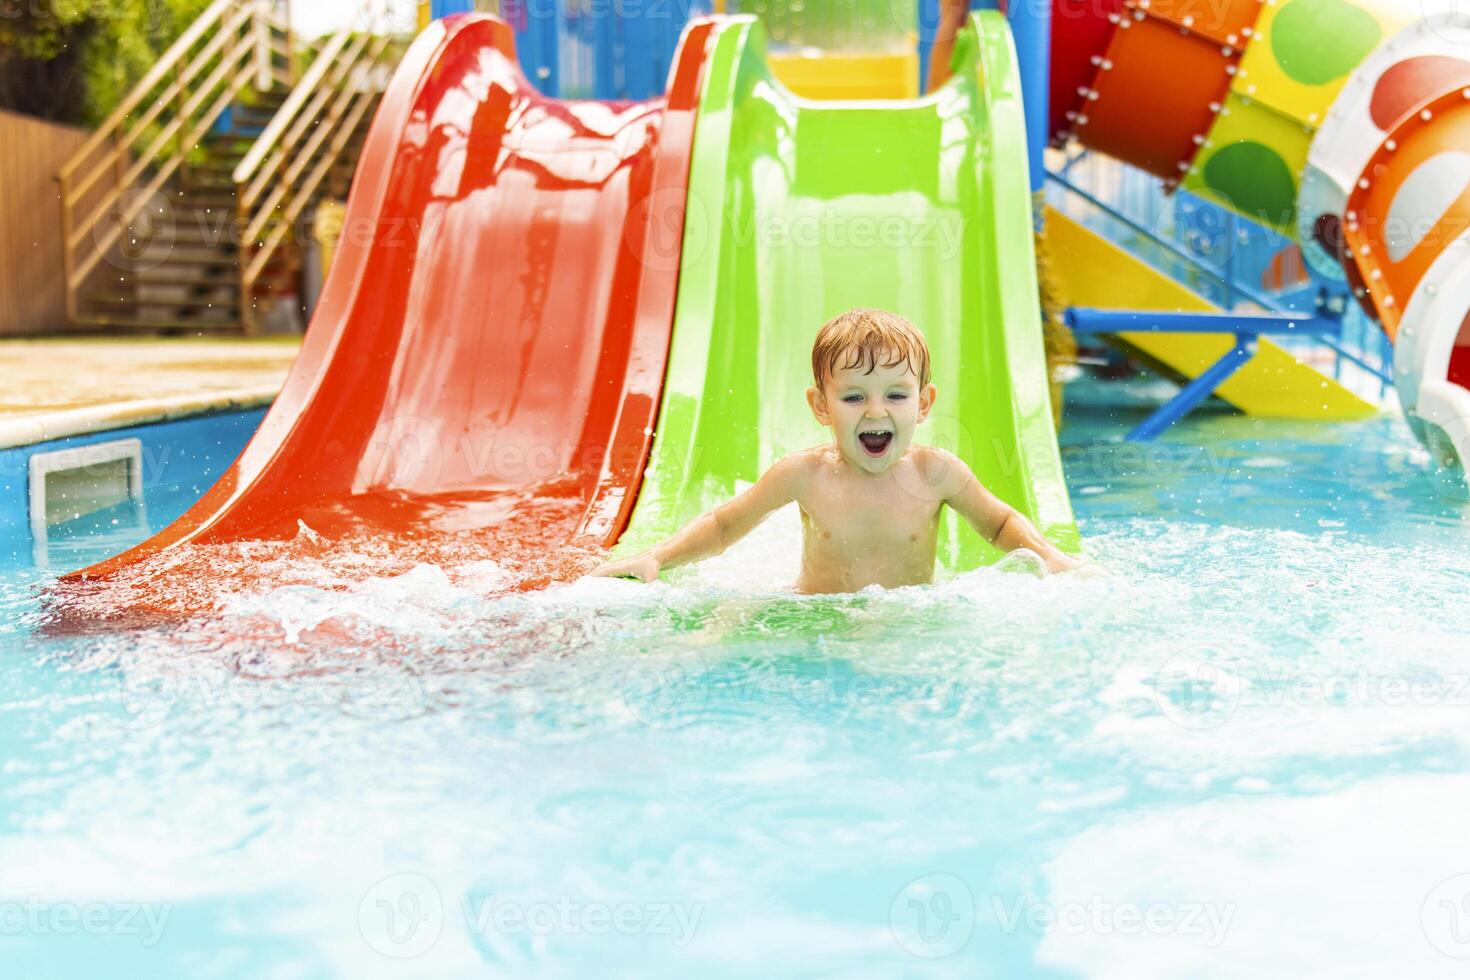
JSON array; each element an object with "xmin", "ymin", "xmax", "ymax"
[
  {"xmin": 1007, "ymin": 0, "xmax": 1050, "ymax": 193},
  {"xmin": 1047, "ymin": 168, "xmax": 1287, "ymax": 312},
  {"xmin": 918, "ymin": 0, "xmax": 941, "ymax": 92},
  {"xmin": 1067, "ymin": 310, "xmax": 1341, "ymax": 337},
  {"xmin": 1046, "ymin": 166, "xmax": 1394, "ymax": 397},
  {"xmin": 447, "ymin": 1, "xmax": 967, "ymax": 102},
  {"xmin": 430, "ymin": 0, "xmax": 474, "ymax": 17},
  {"xmin": 1128, "ymin": 336, "xmax": 1257, "ymax": 442},
  {"xmin": 1066, "ymin": 308, "xmax": 1344, "ymax": 441},
  {"xmin": 489, "ymin": 0, "xmax": 710, "ymax": 99}
]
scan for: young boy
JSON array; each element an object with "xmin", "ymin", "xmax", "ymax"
[{"xmin": 589, "ymin": 309, "xmax": 1078, "ymax": 593}]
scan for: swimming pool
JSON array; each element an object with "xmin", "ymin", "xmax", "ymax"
[
  {"xmin": 0, "ymin": 408, "xmax": 268, "ymax": 574},
  {"xmin": 2, "ymin": 377, "xmax": 1468, "ymax": 977}
]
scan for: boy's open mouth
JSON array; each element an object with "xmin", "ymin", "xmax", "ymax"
[{"xmin": 858, "ymin": 430, "xmax": 893, "ymax": 457}]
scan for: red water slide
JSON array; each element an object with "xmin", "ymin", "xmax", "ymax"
[{"xmin": 63, "ymin": 14, "xmax": 715, "ymax": 606}]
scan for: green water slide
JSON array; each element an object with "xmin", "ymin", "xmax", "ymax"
[{"xmin": 619, "ymin": 12, "xmax": 1078, "ymax": 572}]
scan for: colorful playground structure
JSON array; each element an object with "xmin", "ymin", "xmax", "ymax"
[
  {"xmin": 65, "ymin": 8, "xmax": 1074, "ymax": 604},
  {"xmin": 1047, "ymin": 0, "xmax": 1470, "ymax": 461},
  {"xmin": 21, "ymin": 0, "xmax": 1470, "ymax": 587}
]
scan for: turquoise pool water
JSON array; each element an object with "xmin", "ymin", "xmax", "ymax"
[{"xmin": 3, "ymin": 377, "xmax": 1470, "ymax": 977}]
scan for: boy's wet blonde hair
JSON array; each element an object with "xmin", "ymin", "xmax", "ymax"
[{"xmin": 811, "ymin": 308, "xmax": 931, "ymax": 390}]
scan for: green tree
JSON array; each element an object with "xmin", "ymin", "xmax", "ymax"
[{"xmin": 0, "ymin": 0, "xmax": 215, "ymax": 125}]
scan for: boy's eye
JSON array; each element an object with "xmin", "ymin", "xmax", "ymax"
[
  {"xmin": 887, "ymin": 393, "xmax": 909, "ymax": 401},
  {"xmin": 842, "ymin": 395, "xmax": 863, "ymax": 404}
]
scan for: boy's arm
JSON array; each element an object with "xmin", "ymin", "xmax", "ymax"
[
  {"xmin": 588, "ymin": 455, "xmax": 808, "ymax": 582},
  {"xmin": 925, "ymin": 0, "xmax": 971, "ymax": 92},
  {"xmin": 928, "ymin": 449, "xmax": 1079, "ymax": 574}
]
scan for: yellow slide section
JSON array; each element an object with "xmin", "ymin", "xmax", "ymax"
[
  {"xmin": 768, "ymin": 52, "xmax": 920, "ymax": 100},
  {"xmin": 1044, "ymin": 208, "xmax": 1376, "ymax": 420}
]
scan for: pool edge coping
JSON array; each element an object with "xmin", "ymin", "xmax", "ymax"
[{"xmin": 0, "ymin": 386, "xmax": 280, "ymax": 452}]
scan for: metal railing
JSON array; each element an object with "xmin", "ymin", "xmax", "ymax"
[
  {"xmin": 232, "ymin": 29, "xmax": 395, "ymax": 332},
  {"xmin": 1045, "ymin": 165, "xmax": 1394, "ymax": 394},
  {"xmin": 1045, "ymin": 166, "xmax": 1264, "ymax": 309},
  {"xmin": 56, "ymin": 0, "xmax": 294, "ymax": 324}
]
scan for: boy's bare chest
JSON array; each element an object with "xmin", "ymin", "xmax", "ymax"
[{"xmin": 797, "ymin": 472, "xmax": 943, "ymax": 546}]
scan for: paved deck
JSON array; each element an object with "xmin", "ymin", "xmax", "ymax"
[{"xmin": 0, "ymin": 337, "xmax": 300, "ymax": 449}]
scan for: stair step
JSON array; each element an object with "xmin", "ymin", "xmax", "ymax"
[
  {"xmin": 113, "ymin": 272, "xmax": 241, "ymax": 289},
  {"xmin": 180, "ymin": 178, "xmax": 240, "ymax": 192},
  {"xmin": 72, "ymin": 315, "xmax": 245, "ymax": 332},
  {"xmin": 116, "ymin": 248, "xmax": 297, "ymax": 270},
  {"xmin": 117, "ymin": 260, "xmax": 294, "ymax": 285},
  {"xmin": 148, "ymin": 233, "xmax": 237, "ymax": 250},
  {"xmin": 122, "ymin": 250, "xmax": 235, "ymax": 267},
  {"xmin": 170, "ymin": 196, "xmax": 239, "ymax": 210},
  {"xmin": 152, "ymin": 217, "xmax": 235, "ymax": 232},
  {"xmin": 198, "ymin": 143, "xmax": 251, "ymax": 158},
  {"xmin": 85, "ymin": 294, "xmax": 241, "ymax": 312},
  {"xmin": 169, "ymin": 210, "xmax": 237, "ymax": 223},
  {"xmin": 171, "ymin": 188, "xmax": 238, "ymax": 200}
]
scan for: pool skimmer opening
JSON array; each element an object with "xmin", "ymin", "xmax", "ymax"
[{"xmin": 28, "ymin": 438, "xmax": 147, "ymax": 566}]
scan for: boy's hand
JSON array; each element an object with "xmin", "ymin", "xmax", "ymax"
[
  {"xmin": 1044, "ymin": 552, "xmax": 1082, "ymax": 575},
  {"xmin": 1049, "ymin": 554, "xmax": 1108, "ymax": 578},
  {"xmin": 587, "ymin": 553, "xmax": 661, "ymax": 583}
]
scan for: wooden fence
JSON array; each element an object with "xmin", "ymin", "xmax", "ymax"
[{"xmin": 0, "ymin": 110, "xmax": 87, "ymax": 336}]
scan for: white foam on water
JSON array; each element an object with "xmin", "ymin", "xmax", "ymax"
[
  {"xmin": 1035, "ymin": 774, "xmax": 1470, "ymax": 978},
  {"xmin": 5, "ymin": 403, "xmax": 1470, "ymax": 976}
]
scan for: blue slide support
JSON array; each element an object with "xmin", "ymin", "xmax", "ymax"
[
  {"xmin": 1008, "ymin": 0, "xmax": 1051, "ymax": 193},
  {"xmin": 1066, "ymin": 308, "xmax": 1342, "ymax": 441},
  {"xmin": 430, "ymin": 0, "xmax": 474, "ymax": 17}
]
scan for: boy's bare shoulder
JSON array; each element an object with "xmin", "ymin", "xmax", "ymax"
[
  {"xmin": 768, "ymin": 446, "xmax": 829, "ymax": 481},
  {"xmin": 903, "ymin": 443, "xmax": 950, "ymax": 468},
  {"xmin": 909, "ymin": 444, "xmax": 980, "ymax": 496},
  {"xmin": 753, "ymin": 446, "xmax": 829, "ymax": 495}
]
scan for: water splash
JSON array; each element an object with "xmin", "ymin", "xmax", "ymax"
[{"xmin": 1, "ymin": 396, "xmax": 1469, "ymax": 975}]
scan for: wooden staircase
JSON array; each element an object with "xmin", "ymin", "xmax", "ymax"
[
  {"xmin": 57, "ymin": 1, "xmax": 400, "ymax": 334},
  {"xmin": 78, "ymin": 88, "xmax": 378, "ymax": 332}
]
